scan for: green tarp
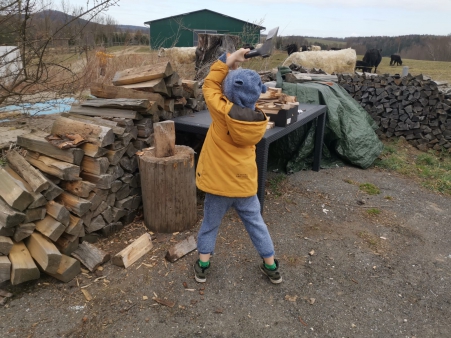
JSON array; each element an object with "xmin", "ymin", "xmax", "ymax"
[{"xmin": 267, "ymin": 69, "xmax": 383, "ymax": 172}]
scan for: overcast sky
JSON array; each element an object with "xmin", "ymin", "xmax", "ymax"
[{"xmin": 69, "ymin": 0, "xmax": 451, "ymax": 37}]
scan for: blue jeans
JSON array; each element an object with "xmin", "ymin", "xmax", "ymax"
[{"xmin": 197, "ymin": 193, "xmax": 275, "ymax": 258}]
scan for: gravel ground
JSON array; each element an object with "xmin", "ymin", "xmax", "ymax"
[{"xmin": 1, "ymin": 165, "xmax": 450, "ymax": 338}]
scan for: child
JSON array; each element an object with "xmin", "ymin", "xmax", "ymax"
[{"xmin": 193, "ymin": 48, "xmax": 282, "ymax": 284}]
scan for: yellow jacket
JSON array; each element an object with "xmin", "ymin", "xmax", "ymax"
[{"xmin": 196, "ymin": 60, "xmax": 268, "ymax": 197}]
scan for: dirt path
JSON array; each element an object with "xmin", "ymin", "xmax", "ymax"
[{"xmin": 1, "ymin": 165, "xmax": 450, "ymax": 338}]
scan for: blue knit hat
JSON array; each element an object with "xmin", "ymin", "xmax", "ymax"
[{"xmin": 223, "ymin": 69, "xmax": 267, "ymax": 110}]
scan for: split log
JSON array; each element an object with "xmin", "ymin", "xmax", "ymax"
[
  {"xmin": 120, "ymin": 209, "xmax": 138, "ymax": 226},
  {"xmin": 114, "ymin": 196, "xmax": 134, "ymax": 210},
  {"xmin": 9, "ymin": 241, "xmax": 40, "ymax": 285},
  {"xmin": 106, "ymin": 193, "xmax": 116, "ymax": 207},
  {"xmin": 105, "ymin": 147, "xmax": 128, "ymax": 165},
  {"xmin": 25, "ymin": 152, "xmax": 80, "ymax": 181},
  {"xmin": 25, "ymin": 232, "xmax": 62, "ymax": 274},
  {"xmin": 165, "ymin": 235, "xmax": 197, "ymax": 263},
  {"xmin": 51, "ymin": 116, "xmax": 114, "ymax": 147},
  {"xmin": 139, "ymin": 146, "xmax": 197, "ymax": 233},
  {"xmin": 71, "ymin": 242, "xmax": 110, "ymax": 272},
  {"xmin": 56, "ymin": 192, "xmax": 92, "ymax": 217},
  {"xmin": 101, "ymin": 222, "xmax": 123, "ymax": 237},
  {"xmin": 112, "ymin": 62, "xmax": 174, "ymax": 86},
  {"xmin": 119, "ymin": 156, "xmax": 138, "ymax": 172},
  {"xmin": 61, "ymin": 113, "xmax": 125, "ymax": 136},
  {"xmin": 81, "ymin": 98, "xmax": 153, "ymax": 112},
  {"xmin": 107, "ymin": 165, "xmax": 124, "ymax": 180},
  {"xmin": 24, "ymin": 207, "xmax": 46, "ymax": 223},
  {"xmin": 153, "ymin": 121, "xmax": 175, "ymax": 158},
  {"xmin": 42, "ymin": 179, "xmax": 64, "ymax": 201},
  {"xmin": 0, "ymin": 236, "xmax": 14, "ymax": 255},
  {"xmin": 92, "ymin": 201, "xmax": 108, "ymax": 219},
  {"xmin": 55, "ymin": 233, "xmax": 79, "ymax": 255},
  {"xmin": 79, "ymin": 143, "xmax": 108, "ymax": 158},
  {"xmin": 35, "ymin": 215, "xmax": 66, "ymax": 242},
  {"xmin": 165, "ymin": 72, "xmax": 181, "ymax": 87},
  {"xmin": 0, "ymin": 167, "xmax": 34, "ymax": 211},
  {"xmin": 60, "ymin": 180, "xmax": 96, "ymax": 198},
  {"xmin": 46, "ymin": 254, "xmax": 81, "ymax": 283},
  {"xmin": 112, "ymin": 233, "xmax": 153, "ymax": 268},
  {"xmin": 0, "ymin": 197, "xmax": 26, "ymax": 227},
  {"xmin": 111, "ymin": 207, "xmax": 127, "ymax": 222},
  {"xmin": 46, "ymin": 201, "xmax": 70, "ymax": 226},
  {"xmin": 70, "ymin": 106, "xmax": 143, "ymax": 120},
  {"xmin": 0, "ymin": 256, "xmax": 11, "ymax": 283},
  {"xmin": 0, "ymin": 226, "xmax": 14, "ymax": 237},
  {"xmin": 80, "ymin": 172, "xmax": 113, "ymax": 190},
  {"xmin": 120, "ymin": 78, "xmax": 168, "ymax": 96},
  {"xmin": 65, "ymin": 214, "xmax": 83, "ymax": 236},
  {"xmin": 16, "ymin": 131, "xmax": 84, "ymax": 165},
  {"xmin": 85, "ymin": 215, "xmax": 105, "ymax": 233},
  {"xmin": 13, "ymin": 223, "xmax": 36, "ymax": 242},
  {"xmin": 115, "ymin": 185, "xmax": 130, "ymax": 201},
  {"xmin": 87, "ymin": 189, "xmax": 108, "ymax": 211},
  {"xmin": 81, "ymin": 156, "xmax": 110, "ymax": 175},
  {"xmin": 181, "ymin": 80, "xmax": 200, "ymax": 98},
  {"xmin": 101, "ymin": 207, "xmax": 113, "ymax": 224},
  {"xmin": 6, "ymin": 150, "xmax": 49, "ymax": 193}
]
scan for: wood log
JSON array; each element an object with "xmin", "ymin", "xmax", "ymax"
[
  {"xmin": 131, "ymin": 195, "xmax": 142, "ymax": 210},
  {"xmin": 81, "ymin": 156, "xmax": 110, "ymax": 175},
  {"xmin": 6, "ymin": 150, "xmax": 49, "ymax": 193},
  {"xmin": 107, "ymin": 165, "xmax": 124, "ymax": 180},
  {"xmin": 0, "ymin": 226, "xmax": 15, "ymax": 237},
  {"xmin": 174, "ymin": 97, "xmax": 187, "ymax": 109},
  {"xmin": 120, "ymin": 173, "xmax": 133, "ymax": 184},
  {"xmin": 25, "ymin": 152, "xmax": 80, "ymax": 181},
  {"xmin": 81, "ymin": 98, "xmax": 153, "ymax": 112},
  {"xmin": 0, "ymin": 197, "xmax": 26, "ymax": 227},
  {"xmin": 153, "ymin": 121, "xmax": 175, "ymax": 158},
  {"xmin": 0, "ymin": 236, "xmax": 14, "ymax": 255},
  {"xmin": 111, "ymin": 207, "xmax": 127, "ymax": 222},
  {"xmin": 117, "ymin": 132, "xmax": 133, "ymax": 148},
  {"xmin": 120, "ymin": 78, "xmax": 168, "ymax": 96},
  {"xmin": 130, "ymin": 173, "xmax": 141, "ymax": 188},
  {"xmin": 112, "ymin": 233, "xmax": 153, "ymax": 268},
  {"xmin": 61, "ymin": 112, "xmax": 125, "ymax": 136},
  {"xmin": 115, "ymin": 196, "xmax": 134, "ymax": 210},
  {"xmin": 120, "ymin": 209, "xmax": 138, "ymax": 226},
  {"xmin": 110, "ymin": 180, "xmax": 123, "ymax": 193},
  {"xmin": 42, "ymin": 178, "xmax": 64, "ymax": 201},
  {"xmin": 92, "ymin": 201, "xmax": 108, "ymax": 219},
  {"xmin": 107, "ymin": 140, "xmax": 124, "ymax": 151},
  {"xmin": 105, "ymin": 147, "xmax": 128, "ymax": 166},
  {"xmin": 100, "ymin": 222, "xmax": 123, "ymax": 237},
  {"xmin": 87, "ymin": 189, "xmax": 108, "ymax": 211},
  {"xmin": 9, "ymin": 241, "xmax": 40, "ymax": 285},
  {"xmin": 24, "ymin": 207, "xmax": 46, "ymax": 223},
  {"xmin": 51, "ymin": 116, "xmax": 114, "ymax": 147},
  {"xmin": 115, "ymin": 184, "xmax": 130, "ymax": 201},
  {"xmin": 65, "ymin": 214, "xmax": 84, "ymax": 236},
  {"xmin": 55, "ymin": 233, "xmax": 79, "ymax": 255},
  {"xmin": 85, "ymin": 215, "xmax": 105, "ymax": 233},
  {"xmin": 139, "ymin": 146, "xmax": 197, "ymax": 233},
  {"xmin": 165, "ymin": 235, "xmax": 197, "ymax": 263},
  {"xmin": 60, "ymin": 180, "xmax": 96, "ymax": 198},
  {"xmin": 0, "ymin": 256, "xmax": 11, "ymax": 283},
  {"xmin": 45, "ymin": 254, "xmax": 81, "ymax": 283},
  {"xmin": 45, "ymin": 201, "xmax": 70, "ymax": 226},
  {"xmin": 71, "ymin": 242, "xmax": 110, "ymax": 272},
  {"xmin": 90, "ymin": 82, "xmax": 164, "ymax": 110},
  {"xmin": 101, "ymin": 207, "xmax": 113, "ymax": 224},
  {"xmin": 106, "ymin": 193, "xmax": 116, "ymax": 207},
  {"xmin": 81, "ymin": 210, "xmax": 93, "ymax": 228},
  {"xmin": 119, "ymin": 156, "xmax": 138, "ymax": 172},
  {"xmin": 80, "ymin": 172, "xmax": 113, "ymax": 189},
  {"xmin": 181, "ymin": 80, "xmax": 200, "ymax": 98},
  {"xmin": 126, "ymin": 143, "xmax": 138, "ymax": 157},
  {"xmin": 13, "ymin": 223, "xmax": 36, "ymax": 242},
  {"xmin": 70, "ymin": 106, "xmax": 143, "ymax": 120},
  {"xmin": 56, "ymin": 192, "xmax": 92, "ymax": 217},
  {"xmin": 79, "ymin": 143, "xmax": 108, "ymax": 158},
  {"xmin": 0, "ymin": 167, "xmax": 34, "ymax": 211},
  {"xmin": 16, "ymin": 131, "xmax": 84, "ymax": 165},
  {"xmin": 25, "ymin": 232, "xmax": 62, "ymax": 274},
  {"xmin": 35, "ymin": 215, "xmax": 66, "ymax": 242},
  {"xmin": 112, "ymin": 62, "xmax": 174, "ymax": 86}
]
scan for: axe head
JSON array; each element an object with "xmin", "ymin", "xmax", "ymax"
[{"xmin": 244, "ymin": 26, "xmax": 279, "ymax": 59}]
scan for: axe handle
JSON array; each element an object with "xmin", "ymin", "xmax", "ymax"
[{"xmin": 244, "ymin": 49, "xmax": 261, "ymax": 59}]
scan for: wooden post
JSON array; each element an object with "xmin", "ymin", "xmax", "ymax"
[
  {"xmin": 138, "ymin": 146, "xmax": 197, "ymax": 233},
  {"xmin": 154, "ymin": 121, "xmax": 175, "ymax": 158}
]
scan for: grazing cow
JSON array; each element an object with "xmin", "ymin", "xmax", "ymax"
[
  {"xmin": 362, "ymin": 49, "xmax": 382, "ymax": 73},
  {"xmin": 242, "ymin": 43, "xmax": 255, "ymax": 50},
  {"xmin": 390, "ymin": 54, "xmax": 402, "ymax": 66},
  {"xmin": 300, "ymin": 45, "xmax": 308, "ymax": 52},
  {"xmin": 286, "ymin": 43, "xmax": 299, "ymax": 55},
  {"xmin": 355, "ymin": 60, "xmax": 373, "ymax": 73}
]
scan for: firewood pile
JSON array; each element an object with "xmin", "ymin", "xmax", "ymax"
[
  {"xmin": 0, "ymin": 61, "xmax": 204, "ymax": 286},
  {"xmin": 338, "ymin": 73, "xmax": 451, "ymax": 151}
]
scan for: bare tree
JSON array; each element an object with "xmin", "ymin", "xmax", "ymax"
[{"xmin": 0, "ymin": 0, "xmax": 119, "ymax": 108}]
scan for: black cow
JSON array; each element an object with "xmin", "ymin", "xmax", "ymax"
[
  {"xmin": 362, "ymin": 49, "xmax": 382, "ymax": 73},
  {"xmin": 355, "ymin": 60, "xmax": 373, "ymax": 73},
  {"xmin": 242, "ymin": 43, "xmax": 255, "ymax": 50},
  {"xmin": 286, "ymin": 43, "xmax": 299, "ymax": 55},
  {"xmin": 300, "ymin": 45, "xmax": 308, "ymax": 51},
  {"xmin": 390, "ymin": 54, "xmax": 402, "ymax": 66}
]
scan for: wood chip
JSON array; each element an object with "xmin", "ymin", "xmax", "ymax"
[
  {"xmin": 81, "ymin": 289, "xmax": 92, "ymax": 301},
  {"xmin": 152, "ymin": 297, "xmax": 175, "ymax": 308}
]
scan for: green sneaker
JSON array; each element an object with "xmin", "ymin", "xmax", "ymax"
[
  {"xmin": 260, "ymin": 259, "xmax": 282, "ymax": 284},
  {"xmin": 193, "ymin": 259, "xmax": 210, "ymax": 283}
]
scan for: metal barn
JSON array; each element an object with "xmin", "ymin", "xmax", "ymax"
[{"xmin": 144, "ymin": 9, "xmax": 264, "ymax": 49}]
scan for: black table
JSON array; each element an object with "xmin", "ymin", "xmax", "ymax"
[{"xmin": 172, "ymin": 103, "xmax": 327, "ymax": 211}]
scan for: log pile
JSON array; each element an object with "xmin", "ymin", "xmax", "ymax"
[{"xmin": 338, "ymin": 73, "xmax": 451, "ymax": 151}]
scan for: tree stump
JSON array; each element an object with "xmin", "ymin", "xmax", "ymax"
[{"xmin": 139, "ymin": 145, "xmax": 197, "ymax": 233}]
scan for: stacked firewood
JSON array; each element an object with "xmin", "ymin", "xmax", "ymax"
[
  {"xmin": 257, "ymin": 87, "xmax": 299, "ymax": 128},
  {"xmin": 338, "ymin": 73, "xmax": 451, "ymax": 151}
]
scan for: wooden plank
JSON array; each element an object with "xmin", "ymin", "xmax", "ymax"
[
  {"xmin": 6, "ymin": 150, "xmax": 49, "ymax": 193},
  {"xmin": 112, "ymin": 62, "xmax": 173, "ymax": 86},
  {"xmin": 0, "ymin": 167, "xmax": 34, "ymax": 211},
  {"xmin": 51, "ymin": 116, "xmax": 114, "ymax": 147},
  {"xmin": 0, "ymin": 236, "xmax": 14, "ymax": 255},
  {"xmin": 25, "ymin": 232, "xmax": 62, "ymax": 274},
  {"xmin": 55, "ymin": 192, "xmax": 92, "ymax": 217},
  {"xmin": 61, "ymin": 112, "xmax": 125, "ymax": 136},
  {"xmin": 79, "ymin": 172, "xmax": 113, "ymax": 190},
  {"xmin": 154, "ymin": 121, "xmax": 175, "ymax": 158},
  {"xmin": 79, "ymin": 143, "xmax": 108, "ymax": 158},
  {"xmin": 0, "ymin": 197, "xmax": 26, "ymax": 228},
  {"xmin": 81, "ymin": 98, "xmax": 152, "ymax": 112},
  {"xmin": 0, "ymin": 256, "xmax": 11, "ymax": 283},
  {"xmin": 16, "ymin": 130, "xmax": 84, "ymax": 165},
  {"xmin": 165, "ymin": 235, "xmax": 197, "ymax": 263},
  {"xmin": 81, "ymin": 156, "xmax": 110, "ymax": 175},
  {"xmin": 71, "ymin": 242, "xmax": 110, "ymax": 272},
  {"xmin": 13, "ymin": 223, "xmax": 36, "ymax": 242},
  {"xmin": 120, "ymin": 78, "xmax": 168, "ymax": 96},
  {"xmin": 46, "ymin": 201, "xmax": 70, "ymax": 226},
  {"xmin": 112, "ymin": 233, "xmax": 153, "ymax": 268},
  {"xmin": 60, "ymin": 180, "xmax": 96, "ymax": 198},
  {"xmin": 70, "ymin": 106, "xmax": 143, "ymax": 120},
  {"xmin": 35, "ymin": 215, "xmax": 66, "ymax": 242},
  {"xmin": 25, "ymin": 152, "xmax": 81, "ymax": 181},
  {"xmin": 9, "ymin": 241, "xmax": 40, "ymax": 285},
  {"xmin": 90, "ymin": 82, "xmax": 164, "ymax": 110},
  {"xmin": 45, "ymin": 254, "xmax": 81, "ymax": 283}
]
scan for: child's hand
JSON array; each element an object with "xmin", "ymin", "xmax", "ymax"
[{"xmin": 226, "ymin": 48, "xmax": 250, "ymax": 70}]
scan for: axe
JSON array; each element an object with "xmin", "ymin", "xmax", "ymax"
[{"xmin": 244, "ymin": 26, "xmax": 279, "ymax": 59}]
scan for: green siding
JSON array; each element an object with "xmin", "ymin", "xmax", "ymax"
[{"xmin": 147, "ymin": 10, "xmax": 262, "ymax": 49}]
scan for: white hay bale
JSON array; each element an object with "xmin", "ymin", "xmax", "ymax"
[
  {"xmin": 158, "ymin": 47, "xmax": 197, "ymax": 64},
  {"xmin": 282, "ymin": 48, "xmax": 357, "ymax": 74}
]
